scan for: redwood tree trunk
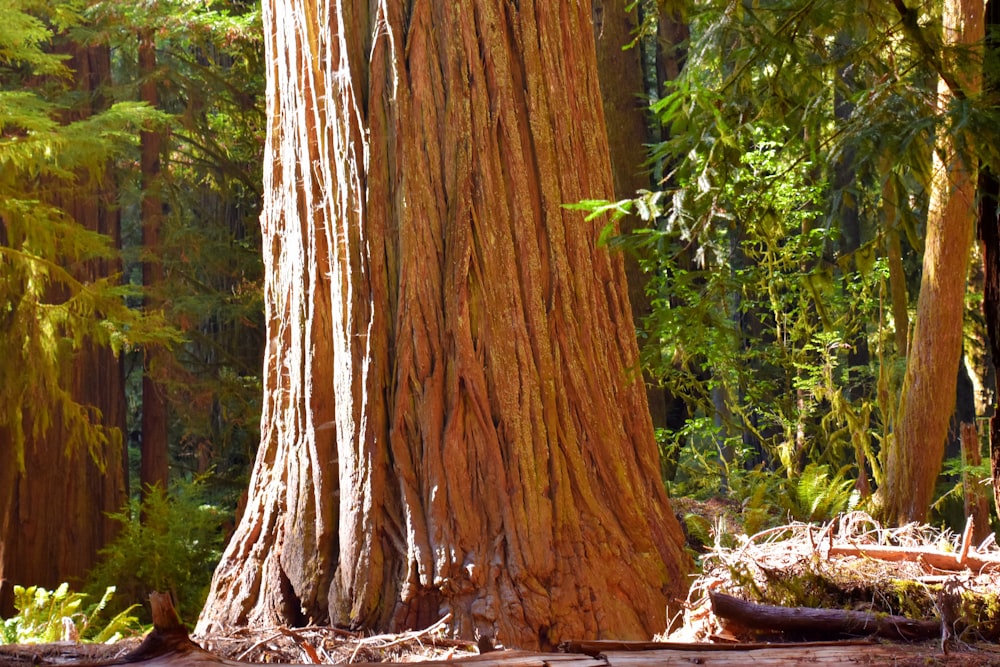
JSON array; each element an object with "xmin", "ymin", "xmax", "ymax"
[
  {"xmin": 197, "ymin": 0, "xmax": 690, "ymax": 648},
  {"xmin": 881, "ymin": 0, "xmax": 984, "ymax": 523},
  {"xmin": 0, "ymin": 41, "xmax": 127, "ymax": 616},
  {"xmin": 139, "ymin": 28, "xmax": 170, "ymax": 495}
]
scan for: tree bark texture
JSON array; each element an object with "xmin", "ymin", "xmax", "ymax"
[
  {"xmin": 960, "ymin": 423, "xmax": 992, "ymax": 545},
  {"xmin": 882, "ymin": 0, "xmax": 984, "ymax": 524},
  {"xmin": 0, "ymin": 42, "xmax": 127, "ymax": 616},
  {"xmin": 980, "ymin": 0, "xmax": 1000, "ymax": 540},
  {"xmin": 139, "ymin": 28, "xmax": 170, "ymax": 496},
  {"xmin": 197, "ymin": 0, "xmax": 690, "ymax": 648}
]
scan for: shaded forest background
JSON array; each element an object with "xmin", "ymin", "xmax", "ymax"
[
  {"xmin": 1, "ymin": 0, "xmax": 265, "ymax": 623},
  {"xmin": 4, "ymin": 0, "xmax": 1000, "ymax": 639}
]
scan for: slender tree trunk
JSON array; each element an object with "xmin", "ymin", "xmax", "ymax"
[
  {"xmin": 980, "ymin": 0, "xmax": 1000, "ymax": 531},
  {"xmin": 984, "ymin": 165, "xmax": 1000, "ymax": 522},
  {"xmin": 881, "ymin": 0, "xmax": 984, "ymax": 524},
  {"xmin": 197, "ymin": 0, "xmax": 690, "ymax": 648},
  {"xmin": 139, "ymin": 28, "xmax": 170, "ymax": 495},
  {"xmin": 833, "ymin": 33, "xmax": 873, "ymax": 412},
  {"xmin": 0, "ymin": 41, "xmax": 127, "ymax": 617},
  {"xmin": 886, "ymin": 227, "xmax": 910, "ymax": 358}
]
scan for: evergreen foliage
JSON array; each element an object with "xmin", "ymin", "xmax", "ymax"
[
  {"xmin": 85, "ymin": 479, "xmax": 225, "ymax": 623},
  {"xmin": 109, "ymin": 0, "xmax": 265, "ymax": 503},
  {"xmin": 588, "ymin": 0, "xmax": 1000, "ymax": 521},
  {"xmin": 0, "ymin": 0, "xmax": 177, "ymax": 470},
  {"xmin": 2, "ymin": 0, "xmax": 264, "ymax": 615}
]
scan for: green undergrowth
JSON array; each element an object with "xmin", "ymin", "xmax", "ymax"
[
  {"xmin": 0, "ymin": 583, "xmax": 143, "ymax": 644},
  {"xmin": 84, "ymin": 479, "xmax": 226, "ymax": 624}
]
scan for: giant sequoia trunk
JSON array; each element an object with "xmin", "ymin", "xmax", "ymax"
[
  {"xmin": 881, "ymin": 0, "xmax": 984, "ymax": 523},
  {"xmin": 0, "ymin": 41, "xmax": 127, "ymax": 616},
  {"xmin": 196, "ymin": 0, "xmax": 690, "ymax": 648}
]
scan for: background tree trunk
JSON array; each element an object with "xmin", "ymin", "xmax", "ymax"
[
  {"xmin": 593, "ymin": 1, "xmax": 669, "ymax": 430},
  {"xmin": 197, "ymin": 0, "xmax": 690, "ymax": 648},
  {"xmin": 593, "ymin": 2, "xmax": 691, "ymax": 479},
  {"xmin": 139, "ymin": 28, "xmax": 170, "ymax": 496},
  {"xmin": 980, "ymin": 0, "xmax": 1000, "ymax": 528},
  {"xmin": 881, "ymin": 0, "xmax": 984, "ymax": 523},
  {"xmin": 0, "ymin": 41, "xmax": 127, "ymax": 617}
]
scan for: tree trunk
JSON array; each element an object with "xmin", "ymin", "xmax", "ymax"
[
  {"xmin": 980, "ymin": 0, "xmax": 1000, "ymax": 539},
  {"xmin": 139, "ymin": 28, "xmax": 170, "ymax": 495},
  {"xmin": 593, "ymin": 1, "xmax": 667, "ymax": 431},
  {"xmin": 960, "ymin": 422, "xmax": 992, "ymax": 545},
  {"xmin": 197, "ymin": 0, "xmax": 690, "ymax": 648},
  {"xmin": 881, "ymin": 0, "xmax": 984, "ymax": 524},
  {"xmin": 0, "ymin": 40, "xmax": 127, "ymax": 616},
  {"xmin": 592, "ymin": 2, "xmax": 690, "ymax": 475}
]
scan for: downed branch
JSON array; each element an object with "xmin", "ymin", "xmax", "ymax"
[
  {"xmin": 827, "ymin": 543, "xmax": 1000, "ymax": 573},
  {"xmin": 596, "ymin": 645, "xmax": 947, "ymax": 667},
  {"xmin": 109, "ymin": 591, "xmax": 215, "ymax": 665},
  {"xmin": 709, "ymin": 592, "xmax": 941, "ymax": 641},
  {"xmin": 560, "ymin": 639, "xmax": 875, "ymax": 655}
]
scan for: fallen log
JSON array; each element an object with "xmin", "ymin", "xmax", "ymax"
[
  {"xmin": 709, "ymin": 591, "xmax": 940, "ymax": 641},
  {"xmin": 597, "ymin": 645, "xmax": 954, "ymax": 666},
  {"xmin": 559, "ymin": 639, "xmax": 875, "ymax": 655},
  {"xmin": 9, "ymin": 638, "xmax": 981, "ymax": 667},
  {"xmin": 827, "ymin": 543, "xmax": 1000, "ymax": 572},
  {"xmin": 562, "ymin": 639, "xmax": 974, "ymax": 666}
]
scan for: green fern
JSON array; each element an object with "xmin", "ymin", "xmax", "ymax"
[
  {"xmin": 0, "ymin": 583, "xmax": 141, "ymax": 644},
  {"xmin": 785, "ymin": 463, "xmax": 857, "ymax": 522}
]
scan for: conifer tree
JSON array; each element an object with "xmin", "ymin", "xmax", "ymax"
[
  {"xmin": 882, "ymin": 0, "xmax": 985, "ymax": 523},
  {"xmin": 0, "ymin": 0, "xmax": 171, "ymax": 614},
  {"xmin": 197, "ymin": 0, "xmax": 691, "ymax": 646}
]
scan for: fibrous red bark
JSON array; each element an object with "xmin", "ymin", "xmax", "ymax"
[
  {"xmin": 882, "ymin": 0, "xmax": 984, "ymax": 524},
  {"xmin": 197, "ymin": 0, "xmax": 690, "ymax": 648},
  {"xmin": 139, "ymin": 28, "xmax": 170, "ymax": 496}
]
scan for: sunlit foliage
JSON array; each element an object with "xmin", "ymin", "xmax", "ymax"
[
  {"xmin": 592, "ymin": 0, "xmax": 1000, "ymax": 508},
  {"xmin": 0, "ymin": 0, "xmax": 176, "ymax": 470}
]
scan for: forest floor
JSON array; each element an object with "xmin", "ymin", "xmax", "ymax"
[
  {"xmin": 5, "ymin": 510, "xmax": 1000, "ymax": 665},
  {"xmin": 652, "ymin": 506, "xmax": 1000, "ymax": 664}
]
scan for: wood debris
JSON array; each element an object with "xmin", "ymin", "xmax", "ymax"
[
  {"xmin": 664, "ymin": 511, "xmax": 1000, "ymax": 645},
  {"xmin": 7, "ymin": 515, "xmax": 1000, "ymax": 666}
]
